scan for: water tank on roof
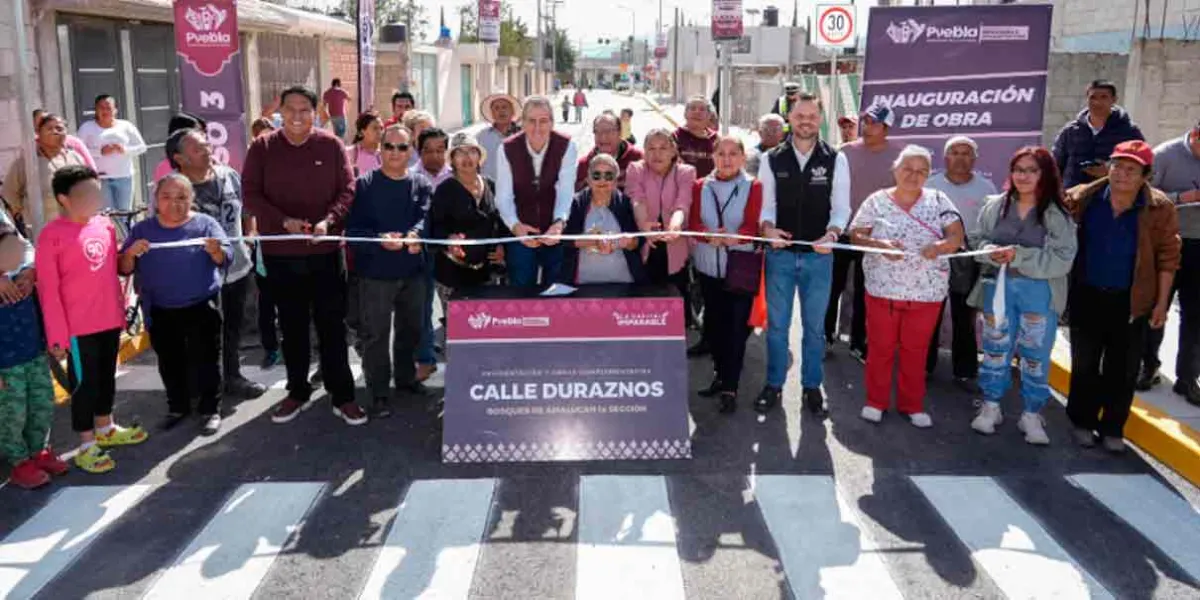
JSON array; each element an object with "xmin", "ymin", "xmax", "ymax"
[
  {"xmin": 380, "ymin": 23, "xmax": 408, "ymax": 43},
  {"xmin": 763, "ymin": 6, "xmax": 779, "ymax": 27}
]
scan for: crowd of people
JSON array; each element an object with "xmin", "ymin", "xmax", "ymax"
[{"xmin": 0, "ymin": 76, "xmax": 1195, "ymax": 490}]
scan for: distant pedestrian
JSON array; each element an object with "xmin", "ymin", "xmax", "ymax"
[
  {"xmin": 77, "ymin": 95, "xmax": 147, "ymax": 212},
  {"xmin": 322, "ymin": 78, "xmax": 352, "ymax": 140},
  {"xmin": 572, "ymin": 89, "xmax": 588, "ymax": 123}
]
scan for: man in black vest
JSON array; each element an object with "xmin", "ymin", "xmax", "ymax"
[
  {"xmin": 757, "ymin": 92, "xmax": 851, "ymax": 417},
  {"xmin": 494, "ymin": 95, "xmax": 580, "ymax": 286}
]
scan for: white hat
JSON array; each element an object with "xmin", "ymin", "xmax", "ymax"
[
  {"xmin": 449, "ymin": 131, "xmax": 487, "ymax": 165},
  {"xmin": 480, "ymin": 93, "xmax": 521, "ymax": 124},
  {"xmin": 943, "ymin": 135, "xmax": 979, "ymax": 156}
]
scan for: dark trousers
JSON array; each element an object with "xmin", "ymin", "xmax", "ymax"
[
  {"xmin": 221, "ymin": 276, "xmax": 250, "ymax": 381},
  {"xmin": 926, "ymin": 290, "xmax": 980, "ymax": 378},
  {"xmin": 68, "ymin": 328, "xmax": 121, "ymax": 433},
  {"xmin": 505, "ymin": 242, "xmax": 564, "ymax": 287},
  {"xmin": 256, "ymin": 272, "xmax": 279, "ymax": 353},
  {"xmin": 148, "ymin": 297, "xmax": 222, "ymax": 416},
  {"xmin": 698, "ymin": 274, "xmax": 753, "ymax": 393},
  {"xmin": 264, "ymin": 252, "xmax": 355, "ymax": 405},
  {"xmin": 360, "ymin": 276, "xmax": 426, "ymax": 400},
  {"xmin": 1141, "ymin": 238, "xmax": 1200, "ymax": 383},
  {"xmin": 826, "ymin": 244, "xmax": 867, "ymax": 352},
  {"xmin": 1067, "ymin": 284, "xmax": 1147, "ymax": 439},
  {"xmin": 649, "ymin": 266, "xmax": 691, "ymax": 315}
]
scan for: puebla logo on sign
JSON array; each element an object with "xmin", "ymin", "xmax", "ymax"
[
  {"xmin": 886, "ymin": 18, "xmax": 1028, "ymax": 45},
  {"xmin": 175, "ymin": 0, "xmax": 239, "ymax": 77}
]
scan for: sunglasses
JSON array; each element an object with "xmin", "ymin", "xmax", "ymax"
[
  {"xmin": 382, "ymin": 142, "xmax": 410, "ymax": 152},
  {"xmin": 590, "ymin": 171, "xmax": 617, "ymax": 182}
]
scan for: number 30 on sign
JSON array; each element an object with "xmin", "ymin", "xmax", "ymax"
[{"xmin": 815, "ymin": 2, "xmax": 856, "ymax": 49}]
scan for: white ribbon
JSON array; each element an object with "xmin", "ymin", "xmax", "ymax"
[
  {"xmin": 147, "ymin": 230, "xmax": 1010, "ymax": 260},
  {"xmin": 992, "ymin": 263, "xmax": 1008, "ymax": 331}
]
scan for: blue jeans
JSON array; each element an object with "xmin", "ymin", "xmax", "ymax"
[
  {"xmin": 505, "ymin": 242, "xmax": 564, "ymax": 287},
  {"xmin": 330, "ymin": 116, "xmax": 347, "ymax": 139},
  {"xmin": 416, "ymin": 255, "xmax": 437, "ymax": 366},
  {"xmin": 978, "ymin": 276, "xmax": 1057, "ymax": 413},
  {"xmin": 101, "ymin": 177, "xmax": 133, "ymax": 211},
  {"xmin": 765, "ymin": 250, "xmax": 833, "ymax": 389}
]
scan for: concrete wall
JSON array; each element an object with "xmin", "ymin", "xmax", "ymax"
[
  {"xmin": 0, "ymin": 0, "xmax": 39, "ymax": 172},
  {"xmin": 1123, "ymin": 38, "xmax": 1200, "ymax": 146},
  {"xmin": 1041, "ymin": 51, "xmax": 1129, "ymax": 146},
  {"xmin": 324, "ymin": 39, "xmax": 360, "ymax": 120},
  {"xmin": 999, "ymin": 0, "xmax": 1200, "ymax": 53}
]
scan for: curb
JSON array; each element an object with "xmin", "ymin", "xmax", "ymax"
[
  {"xmin": 53, "ymin": 331, "xmax": 150, "ymax": 404},
  {"xmin": 1048, "ymin": 358, "xmax": 1200, "ymax": 486},
  {"xmin": 639, "ymin": 95, "xmax": 680, "ymax": 129}
]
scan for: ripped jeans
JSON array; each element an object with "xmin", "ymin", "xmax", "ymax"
[{"xmin": 978, "ymin": 276, "xmax": 1057, "ymax": 414}]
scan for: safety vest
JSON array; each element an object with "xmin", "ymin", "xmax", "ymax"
[{"xmin": 777, "ymin": 95, "xmax": 792, "ymax": 133}]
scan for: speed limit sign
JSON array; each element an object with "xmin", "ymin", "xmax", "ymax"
[{"xmin": 814, "ymin": 2, "xmax": 855, "ymax": 49}]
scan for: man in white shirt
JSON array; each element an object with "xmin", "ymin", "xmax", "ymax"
[
  {"xmin": 757, "ymin": 92, "xmax": 852, "ymax": 417},
  {"xmin": 494, "ymin": 95, "xmax": 579, "ymax": 286},
  {"xmin": 77, "ymin": 94, "xmax": 147, "ymax": 211},
  {"xmin": 926, "ymin": 135, "xmax": 997, "ymax": 390}
]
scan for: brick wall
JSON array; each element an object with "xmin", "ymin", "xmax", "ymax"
[
  {"xmin": 373, "ymin": 44, "xmax": 409, "ymax": 120},
  {"xmin": 0, "ymin": 0, "xmax": 39, "ymax": 176},
  {"xmin": 1041, "ymin": 51, "xmax": 1129, "ymax": 146},
  {"xmin": 325, "ymin": 39, "xmax": 360, "ymax": 122},
  {"xmin": 1124, "ymin": 38, "xmax": 1200, "ymax": 147}
]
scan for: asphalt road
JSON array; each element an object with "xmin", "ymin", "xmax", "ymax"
[{"xmin": 0, "ymin": 91, "xmax": 1197, "ymax": 600}]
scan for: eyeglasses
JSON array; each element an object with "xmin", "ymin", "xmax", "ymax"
[
  {"xmin": 382, "ymin": 142, "xmax": 410, "ymax": 152},
  {"xmin": 590, "ymin": 171, "xmax": 616, "ymax": 182}
]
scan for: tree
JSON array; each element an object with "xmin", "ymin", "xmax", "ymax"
[
  {"xmin": 340, "ymin": 0, "xmax": 430, "ymax": 41},
  {"xmin": 457, "ymin": 1, "xmax": 478, "ymax": 42},
  {"xmin": 455, "ymin": 1, "xmax": 532, "ymax": 59},
  {"xmin": 552, "ymin": 30, "xmax": 576, "ymax": 77}
]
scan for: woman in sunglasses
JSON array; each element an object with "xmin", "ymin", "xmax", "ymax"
[
  {"xmin": 688, "ymin": 135, "xmax": 764, "ymax": 413},
  {"xmin": 560, "ymin": 154, "xmax": 646, "ymax": 285}
]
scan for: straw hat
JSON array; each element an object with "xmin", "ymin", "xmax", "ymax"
[
  {"xmin": 449, "ymin": 131, "xmax": 487, "ymax": 165},
  {"xmin": 480, "ymin": 93, "xmax": 521, "ymax": 123}
]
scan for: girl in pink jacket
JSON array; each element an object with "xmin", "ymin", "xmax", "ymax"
[{"xmin": 35, "ymin": 165, "xmax": 147, "ymax": 474}]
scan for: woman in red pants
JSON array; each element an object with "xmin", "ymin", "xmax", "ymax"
[{"xmin": 849, "ymin": 145, "xmax": 965, "ymax": 428}]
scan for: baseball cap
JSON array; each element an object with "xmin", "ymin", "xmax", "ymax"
[
  {"xmin": 837, "ymin": 115, "xmax": 857, "ymax": 127},
  {"xmin": 784, "ymin": 82, "xmax": 801, "ymax": 93},
  {"xmin": 1109, "ymin": 140, "xmax": 1154, "ymax": 167},
  {"xmin": 862, "ymin": 104, "xmax": 895, "ymax": 128}
]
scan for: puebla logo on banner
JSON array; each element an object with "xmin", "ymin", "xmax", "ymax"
[
  {"xmin": 176, "ymin": 0, "xmax": 239, "ymax": 76},
  {"xmin": 885, "ymin": 17, "xmax": 1030, "ymax": 45}
]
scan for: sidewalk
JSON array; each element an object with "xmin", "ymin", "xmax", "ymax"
[{"xmin": 1050, "ymin": 307, "xmax": 1200, "ymax": 485}]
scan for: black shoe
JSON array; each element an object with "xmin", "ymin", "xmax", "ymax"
[
  {"xmin": 159, "ymin": 412, "xmax": 189, "ymax": 431},
  {"xmin": 1175, "ymin": 379, "xmax": 1200, "ymax": 407},
  {"xmin": 1136, "ymin": 366, "xmax": 1161, "ymax": 391},
  {"xmin": 309, "ymin": 370, "xmax": 324, "ymax": 389},
  {"xmin": 717, "ymin": 391, "xmax": 737, "ymax": 414},
  {"xmin": 802, "ymin": 388, "xmax": 828, "ymax": 417},
  {"xmin": 698, "ymin": 378, "xmax": 723, "ymax": 398},
  {"xmin": 225, "ymin": 376, "xmax": 267, "ymax": 399},
  {"xmin": 200, "ymin": 414, "xmax": 221, "ymax": 436},
  {"xmin": 260, "ymin": 349, "xmax": 281, "ymax": 370},
  {"xmin": 371, "ymin": 398, "xmax": 393, "ymax": 418},
  {"xmin": 398, "ymin": 381, "xmax": 433, "ymax": 397},
  {"xmin": 954, "ymin": 377, "xmax": 982, "ymax": 395},
  {"xmin": 687, "ymin": 340, "xmax": 712, "ymax": 358},
  {"xmin": 754, "ymin": 386, "xmax": 781, "ymax": 414}
]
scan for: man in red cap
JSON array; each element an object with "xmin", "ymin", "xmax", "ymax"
[
  {"xmin": 1063, "ymin": 140, "xmax": 1181, "ymax": 453},
  {"xmin": 837, "ymin": 115, "xmax": 858, "ymax": 147}
]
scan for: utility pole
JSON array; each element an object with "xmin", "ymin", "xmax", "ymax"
[
  {"xmin": 536, "ymin": 0, "xmax": 543, "ymax": 93},
  {"xmin": 672, "ymin": 7, "xmax": 680, "ymax": 102}
]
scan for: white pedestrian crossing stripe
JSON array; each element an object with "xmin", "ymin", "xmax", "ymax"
[
  {"xmin": 913, "ymin": 475, "xmax": 1114, "ymax": 600},
  {"xmin": 576, "ymin": 475, "xmax": 686, "ymax": 600},
  {"xmin": 755, "ymin": 475, "xmax": 903, "ymax": 599},
  {"xmin": 359, "ymin": 478, "xmax": 496, "ymax": 600},
  {"xmin": 0, "ymin": 474, "xmax": 1194, "ymax": 599},
  {"xmin": 0, "ymin": 484, "xmax": 153, "ymax": 599},
  {"xmin": 143, "ymin": 482, "xmax": 325, "ymax": 599}
]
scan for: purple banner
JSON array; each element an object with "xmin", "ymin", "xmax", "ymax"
[
  {"xmin": 443, "ymin": 296, "xmax": 691, "ymax": 463},
  {"xmin": 174, "ymin": 0, "xmax": 247, "ymax": 170},
  {"xmin": 861, "ymin": 5, "xmax": 1052, "ymax": 185},
  {"xmin": 358, "ymin": 0, "xmax": 376, "ymax": 113}
]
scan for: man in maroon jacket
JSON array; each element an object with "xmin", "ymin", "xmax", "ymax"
[
  {"xmin": 242, "ymin": 85, "xmax": 367, "ymax": 426},
  {"xmin": 673, "ymin": 95, "xmax": 717, "ymax": 179},
  {"xmin": 574, "ymin": 111, "xmax": 644, "ymax": 192},
  {"xmin": 494, "ymin": 95, "xmax": 580, "ymax": 286}
]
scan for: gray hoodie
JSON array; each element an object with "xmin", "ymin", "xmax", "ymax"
[{"xmin": 1150, "ymin": 131, "xmax": 1200, "ymax": 240}]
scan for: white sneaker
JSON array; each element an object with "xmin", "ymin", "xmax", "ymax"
[
  {"xmin": 860, "ymin": 406, "xmax": 884, "ymax": 423},
  {"xmin": 909, "ymin": 412, "xmax": 934, "ymax": 428},
  {"xmin": 1018, "ymin": 412, "xmax": 1050, "ymax": 445},
  {"xmin": 971, "ymin": 402, "xmax": 1003, "ymax": 435}
]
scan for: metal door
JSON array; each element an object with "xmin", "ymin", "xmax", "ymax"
[{"xmin": 129, "ymin": 24, "xmax": 180, "ymax": 194}]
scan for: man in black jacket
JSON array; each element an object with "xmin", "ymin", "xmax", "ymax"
[{"xmin": 1051, "ymin": 79, "xmax": 1145, "ymax": 188}]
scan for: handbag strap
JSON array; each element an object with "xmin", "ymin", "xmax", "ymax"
[{"xmin": 887, "ymin": 190, "xmax": 945, "ymax": 240}]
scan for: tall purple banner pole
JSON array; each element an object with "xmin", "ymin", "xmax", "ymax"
[
  {"xmin": 860, "ymin": 5, "xmax": 1053, "ymax": 186},
  {"xmin": 173, "ymin": 0, "xmax": 247, "ymax": 170}
]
